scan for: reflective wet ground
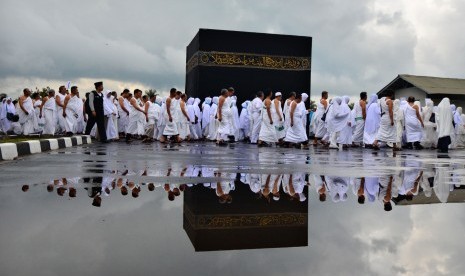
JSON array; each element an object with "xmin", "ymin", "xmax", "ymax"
[{"xmin": 1, "ymin": 142, "xmax": 464, "ymax": 276}]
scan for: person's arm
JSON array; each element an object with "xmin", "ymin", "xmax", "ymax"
[
  {"xmin": 265, "ymin": 99, "xmax": 273, "ymax": 124},
  {"xmin": 290, "ymin": 102, "xmax": 296, "ymax": 127},
  {"xmin": 274, "ymin": 99, "xmax": 282, "ymax": 121},
  {"xmin": 166, "ymin": 98, "xmax": 172, "ymax": 122},
  {"xmin": 361, "ymin": 100, "xmax": 367, "ymax": 120},
  {"xmin": 56, "ymin": 95, "xmax": 64, "ymax": 108},
  {"xmin": 217, "ymin": 97, "xmax": 225, "ymax": 121},
  {"xmin": 131, "ymin": 98, "xmax": 145, "ymax": 113},
  {"xmin": 180, "ymin": 101, "xmax": 190, "ymax": 121},
  {"xmin": 62, "ymin": 95, "xmax": 70, "ymax": 117},
  {"xmin": 19, "ymin": 96, "xmax": 28, "ymax": 115},
  {"xmin": 414, "ymin": 105, "xmax": 424, "ymax": 128},
  {"xmin": 388, "ymin": 100, "xmax": 394, "ymax": 126},
  {"xmin": 119, "ymin": 97, "xmax": 129, "ymax": 115},
  {"xmin": 144, "ymin": 102, "xmax": 150, "ymax": 122},
  {"xmin": 39, "ymin": 97, "xmax": 47, "ymax": 118},
  {"xmin": 88, "ymin": 93, "xmax": 96, "ymax": 117}
]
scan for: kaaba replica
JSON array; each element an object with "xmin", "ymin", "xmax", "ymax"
[
  {"xmin": 183, "ymin": 180, "xmax": 308, "ymax": 252},
  {"xmin": 185, "ymin": 29, "xmax": 312, "ymax": 105}
]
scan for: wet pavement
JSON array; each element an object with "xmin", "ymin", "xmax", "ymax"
[{"xmin": 1, "ymin": 142, "xmax": 464, "ymax": 276}]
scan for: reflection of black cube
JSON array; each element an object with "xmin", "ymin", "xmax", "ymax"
[
  {"xmin": 185, "ymin": 29, "xmax": 312, "ymax": 105},
  {"xmin": 183, "ymin": 182, "xmax": 308, "ymax": 252}
]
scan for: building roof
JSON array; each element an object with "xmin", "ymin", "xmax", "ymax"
[{"xmin": 379, "ymin": 74, "xmax": 465, "ymax": 96}]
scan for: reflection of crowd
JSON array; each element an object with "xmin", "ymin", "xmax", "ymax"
[{"xmin": 19, "ymin": 160, "xmax": 464, "ymax": 210}]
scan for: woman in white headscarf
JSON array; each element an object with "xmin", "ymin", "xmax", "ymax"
[
  {"xmin": 436, "ymin": 98, "xmax": 453, "ymax": 153},
  {"xmin": 326, "ymin": 97, "xmax": 349, "ymax": 149},
  {"xmin": 207, "ymin": 96, "xmax": 219, "ymax": 141},
  {"xmin": 1, "ymin": 98, "xmax": 16, "ymax": 133},
  {"xmin": 420, "ymin": 99, "xmax": 437, "ymax": 148},
  {"xmin": 455, "ymin": 110, "xmax": 465, "ymax": 148},
  {"xmin": 201, "ymin": 97, "xmax": 211, "ymax": 138},
  {"xmin": 363, "ymin": 94, "xmax": 380, "ymax": 147},
  {"xmin": 193, "ymin": 98, "xmax": 203, "ymax": 139},
  {"xmin": 404, "ymin": 97, "xmax": 424, "ymax": 149},
  {"xmin": 230, "ymin": 96, "xmax": 240, "ymax": 141},
  {"xmin": 337, "ymin": 96, "xmax": 354, "ymax": 147},
  {"xmin": 239, "ymin": 101, "xmax": 250, "ymax": 141},
  {"xmin": 186, "ymin": 97, "xmax": 198, "ymax": 140}
]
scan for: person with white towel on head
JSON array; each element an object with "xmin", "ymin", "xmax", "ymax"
[
  {"xmin": 337, "ymin": 96, "xmax": 354, "ymax": 148},
  {"xmin": 420, "ymin": 99, "xmax": 437, "ymax": 148}
]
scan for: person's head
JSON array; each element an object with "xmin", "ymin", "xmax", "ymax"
[
  {"xmin": 94, "ymin": 82, "xmax": 103, "ymax": 92},
  {"xmin": 23, "ymin": 88, "xmax": 31, "ymax": 97},
  {"xmin": 319, "ymin": 193, "xmax": 326, "ymax": 202},
  {"xmin": 295, "ymin": 93, "xmax": 303, "ymax": 103},
  {"xmin": 57, "ymin": 187, "xmax": 66, "ymax": 196},
  {"xmin": 256, "ymin": 91, "xmax": 264, "ymax": 100},
  {"xmin": 358, "ymin": 194, "xmax": 365, "ymax": 204},
  {"xmin": 31, "ymin": 92, "xmax": 40, "ymax": 100},
  {"xmin": 142, "ymin": 95, "xmax": 148, "ymax": 102},
  {"xmin": 180, "ymin": 93, "xmax": 187, "ymax": 101},
  {"xmin": 264, "ymin": 89, "xmax": 273, "ymax": 99},
  {"xmin": 48, "ymin": 89, "xmax": 55, "ymax": 97},
  {"xmin": 122, "ymin": 89, "xmax": 130, "ymax": 98},
  {"xmin": 289, "ymin": 91, "xmax": 296, "ymax": 99},
  {"xmin": 134, "ymin": 89, "xmax": 142, "ymax": 98},
  {"xmin": 46, "ymin": 184, "xmax": 54, "ymax": 192},
  {"xmin": 150, "ymin": 94, "xmax": 156, "ymax": 103},
  {"xmin": 384, "ymin": 201, "xmax": 392, "ymax": 211},
  {"xmin": 275, "ymin": 92, "xmax": 282, "ymax": 100},
  {"xmin": 21, "ymin": 185, "xmax": 29, "ymax": 192},
  {"xmin": 169, "ymin": 88, "xmax": 177, "ymax": 97},
  {"xmin": 69, "ymin": 187, "xmax": 76, "ymax": 198},
  {"xmin": 121, "ymin": 186, "xmax": 128, "ymax": 196},
  {"xmin": 168, "ymin": 191, "xmax": 175, "ymax": 201},
  {"xmin": 220, "ymin": 88, "xmax": 228, "ymax": 97},
  {"xmin": 175, "ymin": 91, "xmax": 182, "ymax": 99},
  {"xmin": 111, "ymin": 91, "xmax": 117, "ymax": 98},
  {"xmin": 71, "ymin": 86, "xmax": 78, "ymax": 95},
  {"xmin": 227, "ymin": 87, "xmax": 235, "ymax": 96},
  {"xmin": 132, "ymin": 187, "xmax": 140, "ymax": 198},
  {"xmin": 322, "ymin": 91, "xmax": 329, "ymax": 99},
  {"xmin": 360, "ymin": 92, "xmax": 367, "ymax": 101},
  {"xmin": 407, "ymin": 96, "xmax": 415, "ymax": 103},
  {"xmin": 92, "ymin": 196, "xmax": 102, "ymax": 207},
  {"xmin": 385, "ymin": 89, "xmax": 395, "ymax": 99},
  {"xmin": 127, "ymin": 93, "xmax": 133, "ymax": 100},
  {"xmin": 58, "ymin": 85, "xmax": 66, "ymax": 94},
  {"xmin": 148, "ymin": 183, "xmax": 155, "ymax": 191},
  {"xmin": 173, "ymin": 187, "xmax": 180, "ymax": 196}
]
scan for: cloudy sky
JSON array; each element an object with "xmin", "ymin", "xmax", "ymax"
[{"xmin": 1, "ymin": 0, "xmax": 464, "ymax": 100}]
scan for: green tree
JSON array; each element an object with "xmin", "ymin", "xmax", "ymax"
[
  {"xmin": 35, "ymin": 87, "xmax": 51, "ymax": 98},
  {"xmin": 145, "ymin": 89, "xmax": 158, "ymax": 98},
  {"xmin": 348, "ymin": 102, "xmax": 355, "ymax": 110}
]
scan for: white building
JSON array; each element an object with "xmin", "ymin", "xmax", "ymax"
[{"xmin": 378, "ymin": 74, "xmax": 465, "ymax": 108}]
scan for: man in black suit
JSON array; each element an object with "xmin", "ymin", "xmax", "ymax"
[{"xmin": 85, "ymin": 81, "xmax": 108, "ymax": 143}]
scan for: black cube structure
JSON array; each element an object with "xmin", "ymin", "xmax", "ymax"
[
  {"xmin": 183, "ymin": 180, "xmax": 308, "ymax": 251},
  {"xmin": 185, "ymin": 29, "xmax": 312, "ymax": 105}
]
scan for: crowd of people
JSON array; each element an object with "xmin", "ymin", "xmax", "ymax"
[{"xmin": 1, "ymin": 82, "xmax": 464, "ymax": 153}]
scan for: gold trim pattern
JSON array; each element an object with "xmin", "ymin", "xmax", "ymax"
[
  {"xmin": 186, "ymin": 51, "xmax": 311, "ymax": 73},
  {"xmin": 184, "ymin": 205, "xmax": 307, "ymax": 230}
]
